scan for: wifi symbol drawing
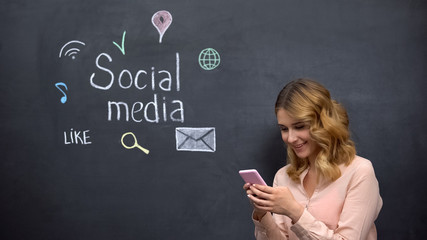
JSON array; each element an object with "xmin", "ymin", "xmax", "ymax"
[{"xmin": 59, "ymin": 40, "xmax": 86, "ymax": 60}]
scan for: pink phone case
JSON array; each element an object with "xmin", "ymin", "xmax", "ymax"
[{"xmin": 239, "ymin": 169, "xmax": 267, "ymax": 185}]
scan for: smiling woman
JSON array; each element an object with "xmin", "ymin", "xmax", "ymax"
[
  {"xmin": 276, "ymin": 109, "xmax": 319, "ymax": 168},
  {"xmin": 275, "ymin": 79, "xmax": 356, "ymax": 183},
  {"xmin": 243, "ymin": 78, "xmax": 383, "ymax": 240}
]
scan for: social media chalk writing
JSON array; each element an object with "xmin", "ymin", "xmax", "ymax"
[
  {"xmin": 89, "ymin": 52, "xmax": 184, "ymax": 123},
  {"xmin": 56, "ymin": 11, "xmax": 220, "ymax": 153}
]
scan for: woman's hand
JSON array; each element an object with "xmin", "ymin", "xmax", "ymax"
[
  {"xmin": 243, "ymin": 183, "xmax": 268, "ymax": 221},
  {"xmin": 247, "ymin": 184, "xmax": 304, "ymax": 223}
]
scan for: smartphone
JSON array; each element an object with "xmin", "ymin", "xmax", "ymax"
[{"xmin": 239, "ymin": 169, "xmax": 267, "ymax": 186}]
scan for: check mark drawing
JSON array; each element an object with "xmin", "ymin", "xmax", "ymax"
[{"xmin": 113, "ymin": 31, "xmax": 126, "ymax": 55}]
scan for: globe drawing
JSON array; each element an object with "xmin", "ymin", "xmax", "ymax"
[{"xmin": 198, "ymin": 48, "xmax": 220, "ymax": 70}]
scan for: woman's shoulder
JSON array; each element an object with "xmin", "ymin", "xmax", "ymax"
[
  {"xmin": 343, "ymin": 155, "xmax": 377, "ymax": 179},
  {"xmin": 276, "ymin": 164, "xmax": 292, "ymax": 176},
  {"xmin": 350, "ymin": 155, "xmax": 375, "ymax": 169},
  {"xmin": 273, "ymin": 164, "xmax": 298, "ymax": 185}
]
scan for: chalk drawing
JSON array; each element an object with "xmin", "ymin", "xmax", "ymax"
[
  {"xmin": 152, "ymin": 10, "xmax": 173, "ymax": 43},
  {"xmin": 113, "ymin": 31, "xmax": 126, "ymax": 55},
  {"xmin": 55, "ymin": 82, "xmax": 68, "ymax": 103},
  {"xmin": 59, "ymin": 40, "xmax": 86, "ymax": 60},
  {"xmin": 107, "ymin": 95, "xmax": 184, "ymax": 123},
  {"xmin": 175, "ymin": 127, "xmax": 216, "ymax": 152},
  {"xmin": 199, "ymin": 48, "xmax": 220, "ymax": 70},
  {"xmin": 90, "ymin": 52, "xmax": 180, "ymax": 91},
  {"xmin": 64, "ymin": 128, "xmax": 92, "ymax": 144},
  {"xmin": 121, "ymin": 132, "xmax": 150, "ymax": 154},
  {"xmin": 89, "ymin": 52, "xmax": 185, "ymax": 123}
]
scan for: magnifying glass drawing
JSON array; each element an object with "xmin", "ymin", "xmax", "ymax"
[{"xmin": 121, "ymin": 132, "xmax": 150, "ymax": 154}]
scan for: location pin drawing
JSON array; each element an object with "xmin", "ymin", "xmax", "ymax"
[{"xmin": 151, "ymin": 10, "xmax": 173, "ymax": 43}]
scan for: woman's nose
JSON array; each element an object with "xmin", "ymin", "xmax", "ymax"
[{"xmin": 287, "ymin": 129, "xmax": 297, "ymax": 143}]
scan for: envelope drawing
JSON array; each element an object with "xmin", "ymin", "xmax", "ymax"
[{"xmin": 175, "ymin": 127, "xmax": 216, "ymax": 152}]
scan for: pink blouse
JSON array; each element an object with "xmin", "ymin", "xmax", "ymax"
[{"xmin": 253, "ymin": 156, "xmax": 382, "ymax": 239}]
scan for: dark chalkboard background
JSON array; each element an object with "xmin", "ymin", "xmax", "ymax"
[{"xmin": 1, "ymin": 0, "xmax": 426, "ymax": 239}]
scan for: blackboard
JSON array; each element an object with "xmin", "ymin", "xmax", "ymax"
[{"xmin": 1, "ymin": 0, "xmax": 426, "ymax": 239}]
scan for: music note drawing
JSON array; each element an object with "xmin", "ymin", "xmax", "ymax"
[{"xmin": 55, "ymin": 82, "xmax": 68, "ymax": 104}]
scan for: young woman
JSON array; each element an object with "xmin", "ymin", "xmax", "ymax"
[{"xmin": 243, "ymin": 79, "xmax": 382, "ymax": 239}]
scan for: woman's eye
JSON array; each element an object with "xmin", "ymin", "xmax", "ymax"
[{"xmin": 295, "ymin": 125, "xmax": 306, "ymax": 130}]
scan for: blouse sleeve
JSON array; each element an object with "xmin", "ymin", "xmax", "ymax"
[
  {"xmin": 253, "ymin": 172, "xmax": 289, "ymax": 240},
  {"xmin": 253, "ymin": 212, "xmax": 289, "ymax": 239},
  {"xmin": 290, "ymin": 161, "xmax": 383, "ymax": 239}
]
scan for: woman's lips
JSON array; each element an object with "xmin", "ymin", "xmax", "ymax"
[{"xmin": 293, "ymin": 142, "xmax": 306, "ymax": 150}]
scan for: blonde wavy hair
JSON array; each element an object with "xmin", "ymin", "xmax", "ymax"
[{"xmin": 275, "ymin": 78, "xmax": 356, "ymax": 183}]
